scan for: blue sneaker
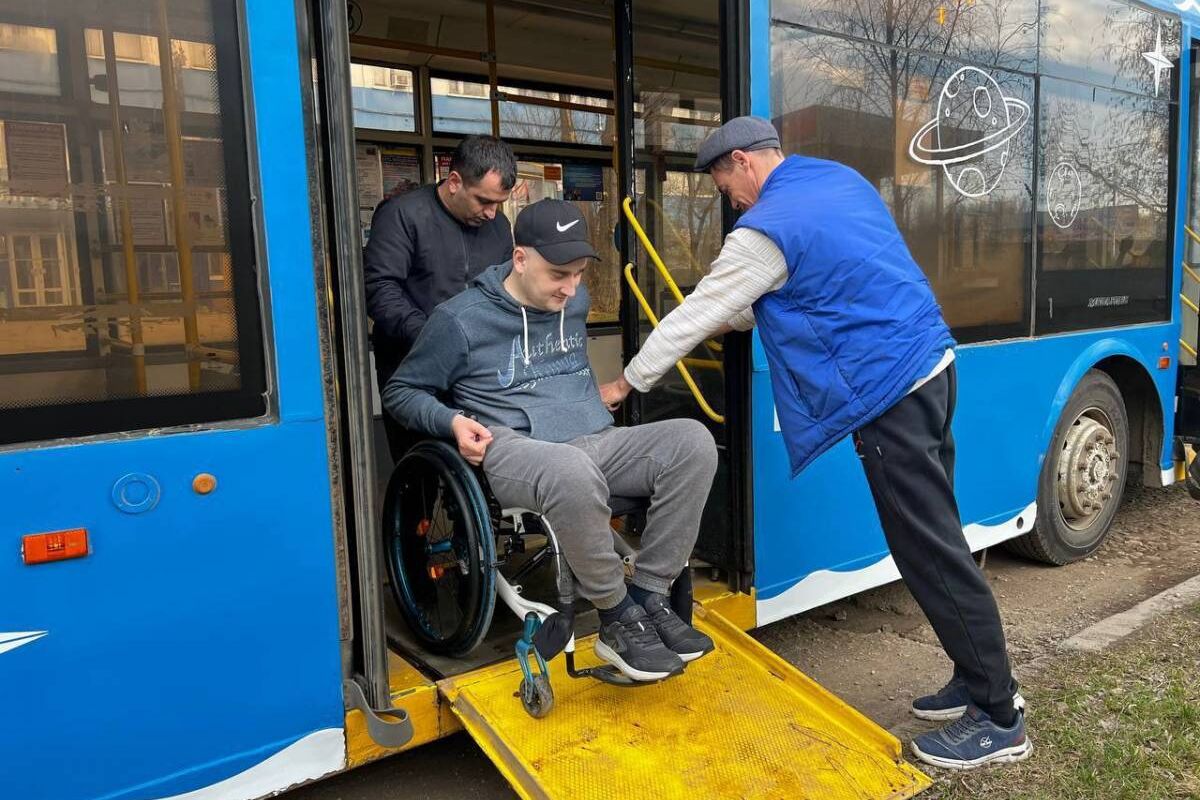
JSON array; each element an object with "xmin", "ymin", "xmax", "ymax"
[
  {"xmin": 912, "ymin": 677, "xmax": 1026, "ymax": 721},
  {"xmin": 911, "ymin": 707, "xmax": 1032, "ymax": 770}
]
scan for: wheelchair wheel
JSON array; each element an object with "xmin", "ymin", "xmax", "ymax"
[
  {"xmin": 520, "ymin": 674, "xmax": 554, "ymax": 719},
  {"xmin": 383, "ymin": 440, "xmax": 496, "ymax": 657}
]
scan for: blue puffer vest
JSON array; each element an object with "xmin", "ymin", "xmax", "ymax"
[{"xmin": 738, "ymin": 155, "xmax": 955, "ymax": 476}]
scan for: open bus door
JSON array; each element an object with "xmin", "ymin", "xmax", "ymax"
[
  {"xmin": 614, "ymin": 0, "xmax": 754, "ymax": 590},
  {"xmin": 1176, "ymin": 39, "xmax": 1200, "ymax": 488},
  {"xmin": 310, "ymin": 0, "xmax": 932, "ymax": 796}
]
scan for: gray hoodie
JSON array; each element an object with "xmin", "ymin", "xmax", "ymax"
[{"xmin": 382, "ymin": 261, "xmax": 613, "ymax": 443}]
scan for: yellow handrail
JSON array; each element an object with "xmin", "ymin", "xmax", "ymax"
[
  {"xmin": 624, "ymin": 263, "xmax": 725, "ymax": 424},
  {"xmin": 682, "ymin": 357, "xmax": 724, "ymax": 371},
  {"xmin": 1181, "ymin": 226, "xmax": 1200, "ymax": 358},
  {"xmin": 1185, "ymin": 224, "xmax": 1200, "ymax": 248},
  {"xmin": 622, "ymin": 197, "xmax": 723, "ymax": 355}
]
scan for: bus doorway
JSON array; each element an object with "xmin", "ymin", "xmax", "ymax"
[
  {"xmin": 310, "ymin": 0, "xmax": 753, "ymax": 688},
  {"xmin": 1177, "ymin": 36, "xmax": 1200, "ymax": 446}
]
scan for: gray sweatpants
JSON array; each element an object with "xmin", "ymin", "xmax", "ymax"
[{"xmin": 481, "ymin": 419, "xmax": 718, "ymax": 609}]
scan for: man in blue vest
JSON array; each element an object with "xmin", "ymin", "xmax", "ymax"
[{"xmin": 600, "ymin": 116, "xmax": 1030, "ymax": 770}]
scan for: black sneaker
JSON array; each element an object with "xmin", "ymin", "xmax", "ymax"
[
  {"xmin": 912, "ymin": 676, "xmax": 1027, "ymax": 722},
  {"xmin": 594, "ymin": 604, "xmax": 685, "ymax": 681},
  {"xmin": 640, "ymin": 592, "xmax": 714, "ymax": 663}
]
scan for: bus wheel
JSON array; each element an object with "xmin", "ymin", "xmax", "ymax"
[
  {"xmin": 382, "ymin": 440, "xmax": 496, "ymax": 657},
  {"xmin": 1006, "ymin": 370, "xmax": 1128, "ymax": 565}
]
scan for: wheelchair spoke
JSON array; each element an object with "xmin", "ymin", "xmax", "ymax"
[{"xmin": 384, "ymin": 442, "xmax": 495, "ymax": 656}]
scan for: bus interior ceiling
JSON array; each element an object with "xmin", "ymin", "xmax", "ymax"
[{"xmin": 340, "ymin": 0, "xmax": 734, "ymax": 677}]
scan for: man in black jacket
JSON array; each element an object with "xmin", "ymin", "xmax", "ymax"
[{"xmin": 364, "ymin": 135, "xmax": 517, "ymax": 459}]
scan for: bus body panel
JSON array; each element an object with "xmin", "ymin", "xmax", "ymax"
[
  {"xmin": 1, "ymin": 3, "xmax": 347, "ymax": 799},
  {"xmin": 746, "ymin": 0, "xmax": 1189, "ymax": 625},
  {"xmin": 752, "ymin": 323, "xmax": 1178, "ymax": 624}
]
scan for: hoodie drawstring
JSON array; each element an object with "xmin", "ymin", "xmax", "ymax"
[
  {"xmin": 520, "ymin": 306, "xmax": 569, "ymax": 365},
  {"xmin": 520, "ymin": 306, "xmax": 531, "ymax": 366}
]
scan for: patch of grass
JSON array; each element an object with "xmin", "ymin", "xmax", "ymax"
[{"xmin": 927, "ymin": 604, "xmax": 1200, "ymax": 800}]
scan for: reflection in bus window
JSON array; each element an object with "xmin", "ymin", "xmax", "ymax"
[
  {"xmin": 0, "ymin": 0, "xmax": 265, "ymax": 444},
  {"xmin": 84, "ymin": 28, "xmax": 220, "ymax": 112},
  {"xmin": 1039, "ymin": 81, "xmax": 1170, "ymax": 275},
  {"xmin": 0, "ymin": 23, "xmax": 60, "ymax": 95},
  {"xmin": 771, "ymin": 26, "xmax": 1035, "ymax": 342},
  {"xmin": 1034, "ymin": 3, "xmax": 1177, "ymax": 334},
  {"xmin": 1041, "ymin": 0, "xmax": 1182, "ymax": 98},
  {"xmin": 771, "ymin": 0, "xmax": 1039, "ymax": 73},
  {"xmin": 1034, "ymin": 87, "xmax": 1172, "ymax": 333}
]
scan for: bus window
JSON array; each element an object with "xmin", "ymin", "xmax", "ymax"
[
  {"xmin": 0, "ymin": 1, "xmax": 266, "ymax": 445},
  {"xmin": 772, "ymin": 0, "xmax": 1039, "ymax": 74},
  {"xmin": 1034, "ymin": 4, "xmax": 1180, "ymax": 334},
  {"xmin": 350, "ymin": 62, "xmax": 417, "ymax": 132},
  {"xmin": 630, "ymin": 1, "xmax": 725, "ymax": 432},
  {"xmin": 771, "ymin": 23, "xmax": 1036, "ymax": 343}
]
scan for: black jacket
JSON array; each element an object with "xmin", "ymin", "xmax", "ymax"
[{"xmin": 363, "ymin": 183, "xmax": 513, "ymax": 381}]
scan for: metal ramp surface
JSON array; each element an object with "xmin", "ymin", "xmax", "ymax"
[{"xmin": 439, "ymin": 604, "xmax": 931, "ymax": 800}]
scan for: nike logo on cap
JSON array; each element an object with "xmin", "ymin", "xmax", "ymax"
[{"xmin": 556, "ymin": 219, "xmax": 580, "ymax": 233}]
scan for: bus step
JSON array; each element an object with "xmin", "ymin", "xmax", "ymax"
[{"xmin": 438, "ymin": 604, "xmax": 931, "ymax": 800}]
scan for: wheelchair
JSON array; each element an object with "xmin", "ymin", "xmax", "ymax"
[{"xmin": 381, "ymin": 438, "xmax": 694, "ymax": 718}]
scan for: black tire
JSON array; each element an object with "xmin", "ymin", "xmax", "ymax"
[
  {"xmin": 1005, "ymin": 370, "xmax": 1128, "ymax": 565},
  {"xmin": 382, "ymin": 440, "xmax": 496, "ymax": 656}
]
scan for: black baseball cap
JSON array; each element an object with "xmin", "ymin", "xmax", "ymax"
[{"xmin": 513, "ymin": 199, "xmax": 600, "ymax": 265}]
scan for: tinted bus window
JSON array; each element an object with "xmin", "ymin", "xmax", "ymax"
[
  {"xmin": 1041, "ymin": 0, "xmax": 1183, "ymax": 97},
  {"xmin": 0, "ymin": 1, "xmax": 265, "ymax": 445},
  {"xmin": 771, "ymin": 25, "xmax": 1035, "ymax": 343},
  {"xmin": 1034, "ymin": 6, "xmax": 1178, "ymax": 334},
  {"xmin": 351, "ymin": 62, "xmax": 416, "ymax": 132},
  {"xmin": 772, "ymin": 0, "xmax": 1039, "ymax": 74},
  {"xmin": 430, "ymin": 76, "xmax": 615, "ymax": 146}
]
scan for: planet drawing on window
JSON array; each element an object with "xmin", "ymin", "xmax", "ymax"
[
  {"xmin": 1046, "ymin": 161, "xmax": 1082, "ymax": 229},
  {"xmin": 908, "ymin": 66, "xmax": 1031, "ymax": 199}
]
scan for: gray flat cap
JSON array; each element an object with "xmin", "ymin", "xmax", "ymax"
[{"xmin": 694, "ymin": 115, "xmax": 781, "ymax": 171}]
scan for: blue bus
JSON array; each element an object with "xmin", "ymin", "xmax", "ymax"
[{"xmin": 3, "ymin": 0, "xmax": 1197, "ymax": 798}]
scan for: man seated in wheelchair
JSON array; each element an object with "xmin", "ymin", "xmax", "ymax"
[{"xmin": 383, "ymin": 198, "xmax": 718, "ymax": 682}]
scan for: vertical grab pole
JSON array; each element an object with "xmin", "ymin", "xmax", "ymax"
[
  {"xmin": 156, "ymin": 0, "xmax": 202, "ymax": 390},
  {"xmin": 102, "ymin": 28, "xmax": 147, "ymax": 395},
  {"xmin": 614, "ymin": 0, "xmax": 640, "ymax": 425}
]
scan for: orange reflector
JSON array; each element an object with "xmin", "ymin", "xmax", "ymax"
[
  {"xmin": 1159, "ymin": 356, "xmax": 1172, "ymax": 370},
  {"xmin": 22, "ymin": 529, "xmax": 89, "ymax": 565}
]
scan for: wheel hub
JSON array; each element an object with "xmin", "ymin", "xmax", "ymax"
[{"xmin": 1057, "ymin": 414, "xmax": 1119, "ymax": 529}]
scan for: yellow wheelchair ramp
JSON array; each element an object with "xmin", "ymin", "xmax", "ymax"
[{"xmin": 438, "ymin": 605, "xmax": 932, "ymax": 800}]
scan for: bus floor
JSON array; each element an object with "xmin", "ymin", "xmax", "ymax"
[{"xmin": 383, "ymin": 536, "xmax": 735, "ymax": 681}]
